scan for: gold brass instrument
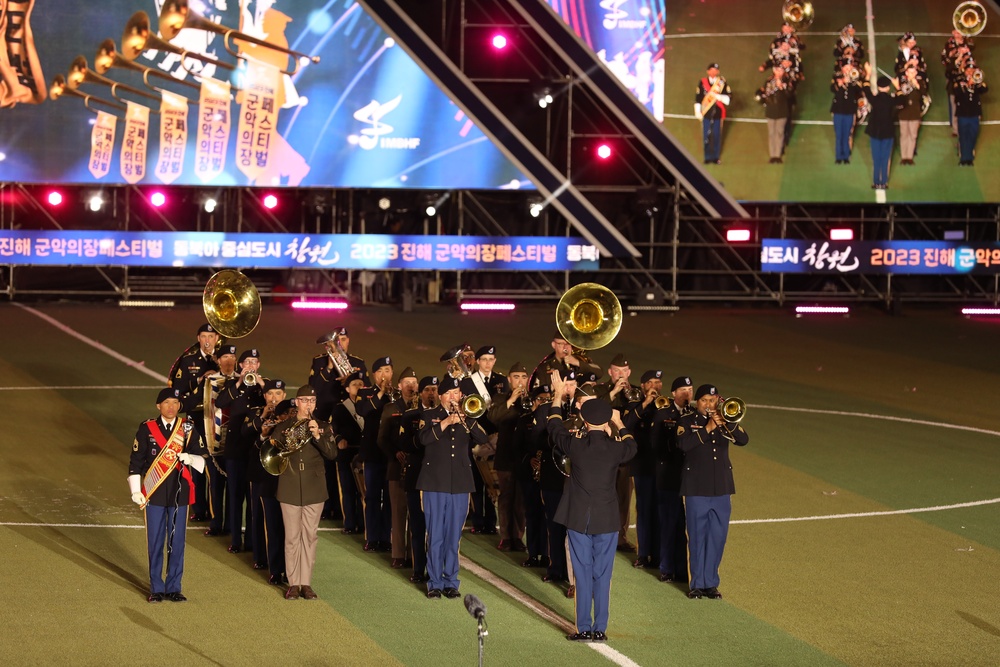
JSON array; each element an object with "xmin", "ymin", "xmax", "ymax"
[
  {"xmin": 317, "ymin": 332, "xmax": 354, "ymax": 378},
  {"xmin": 461, "ymin": 394, "xmax": 487, "ymax": 419},
  {"xmin": 49, "ymin": 74, "xmax": 126, "ymax": 112},
  {"xmin": 159, "ymin": 0, "xmax": 321, "ymax": 75},
  {"xmin": 202, "ymin": 373, "xmax": 227, "ymax": 456},
  {"xmin": 555, "ymin": 283, "xmax": 623, "ymax": 351},
  {"xmin": 954, "ymin": 2, "xmax": 988, "ymax": 37},
  {"xmin": 66, "ymin": 55, "xmax": 162, "ymax": 104},
  {"xmin": 95, "ymin": 38, "xmax": 199, "ymax": 93},
  {"xmin": 440, "ymin": 343, "xmax": 476, "ymax": 380},
  {"xmin": 532, "ymin": 448, "xmax": 543, "ymax": 482},
  {"xmin": 260, "ymin": 418, "xmax": 312, "ymax": 476},
  {"xmin": 719, "ymin": 396, "xmax": 747, "ymax": 423},
  {"xmin": 351, "ymin": 454, "xmax": 367, "ymax": 499},
  {"xmin": 203, "ymin": 269, "xmax": 261, "ymax": 338},
  {"xmin": 623, "ymin": 384, "xmax": 643, "ymax": 402},
  {"xmin": 242, "ymin": 372, "xmax": 259, "ymax": 387},
  {"xmin": 781, "ymin": 1, "xmax": 815, "ymax": 31},
  {"xmin": 654, "ymin": 394, "xmax": 672, "ymax": 410},
  {"xmin": 121, "ymin": 12, "xmax": 236, "ymax": 73},
  {"xmin": 849, "ymin": 67, "xmax": 861, "ymax": 82},
  {"xmin": 473, "ymin": 447, "xmax": 501, "ymax": 504},
  {"xmin": 972, "ymin": 68, "xmax": 985, "ymax": 84}
]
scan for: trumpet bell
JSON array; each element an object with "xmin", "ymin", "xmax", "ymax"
[
  {"xmin": 260, "ymin": 441, "xmax": 288, "ymax": 476},
  {"xmin": 555, "ymin": 283, "xmax": 623, "ymax": 351},
  {"xmin": 781, "ymin": 1, "xmax": 814, "ymax": 30},
  {"xmin": 654, "ymin": 395, "xmax": 672, "ymax": 410},
  {"xmin": 954, "ymin": 1, "xmax": 987, "ymax": 37},
  {"xmin": 203, "ymin": 269, "xmax": 261, "ymax": 338},
  {"xmin": 461, "ymin": 394, "xmax": 487, "ymax": 419},
  {"xmin": 720, "ymin": 397, "xmax": 747, "ymax": 423}
]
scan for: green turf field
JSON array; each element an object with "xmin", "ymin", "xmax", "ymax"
[
  {"xmin": 2, "ymin": 301, "xmax": 999, "ymax": 665},
  {"xmin": 661, "ymin": 0, "xmax": 1000, "ymax": 202}
]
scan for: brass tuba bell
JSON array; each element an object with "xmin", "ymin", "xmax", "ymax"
[
  {"xmin": 781, "ymin": 1, "xmax": 815, "ymax": 30},
  {"xmin": 203, "ymin": 269, "xmax": 261, "ymax": 338},
  {"xmin": 555, "ymin": 283, "xmax": 623, "ymax": 351},
  {"xmin": 954, "ymin": 1, "xmax": 987, "ymax": 37},
  {"xmin": 159, "ymin": 0, "xmax": 320, "ymax": 75}
]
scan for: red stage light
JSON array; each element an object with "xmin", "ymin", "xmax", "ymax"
[
  {"xmin": 46, "ymin": 191, "xmax": 63, "ymax": 206},
  {"xmin": 263, "ymin": 194, "xmax": 278, "ymax": 209},
  {"xmin": 150, "ymin": 191, "xmax": 166, "ymax": 208},
  {"xmin": 726, "ymin": 228, "xmax": 751, "ymax": 242},
  {"xmin": 596, "ymin": 144, "xmax": 612, "ymax": 160},
  {"xmin": 491, "ymin": 34, "xmax": 508, "ymax": 50}
]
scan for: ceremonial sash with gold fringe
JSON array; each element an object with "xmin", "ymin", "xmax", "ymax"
[{"xmin": 142, "ymin": 418, "xmax": 194, "ymax": 503}]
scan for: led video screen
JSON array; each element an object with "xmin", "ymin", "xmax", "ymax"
[{"xmin": 0, "ymin": 0, "xmax": 528, "ymax": 189}]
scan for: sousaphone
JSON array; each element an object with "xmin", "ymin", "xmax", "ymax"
[
  {"xmin": 203, "ymin": 269, "xmax": 261, "ymax": 338},
  {"xmin": 954, "ymin": 1, "xmax": 987, "ymax": 37}
]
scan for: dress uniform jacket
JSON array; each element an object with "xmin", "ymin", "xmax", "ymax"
[
  {"xmin": 129, "ymin": 418, "xmax": 208, "ymax": 506},
  {"xmin": 546, "ymin": 407, "xmax": 637, "ymax": 535},
  {"xmin": 377, "ymin": 397, "xmax": 413, "ymax": 482},
  {"xmin": 486, "ymin": 393, "xmax": 522, "ymax": 473},
  {"xmin": 357, "ymin": 389, "xmax": 389, "ymax": 465},
  {"xmin": 416, "ymin": 405, "xmax": 489, "ymax": 493},
  {"xmin": 215, "ymin": 378, "xmax": 266, "ymax": 459},
  {"xmin": 622, "ymin": 400, "xmax": 657, "ymax": 475},
  {"xmin": 676, "ymin": 412, "xmax": 749, "ymax": 497},
  {"xmin": 309, "ymin": 353, "xmax": 368, "ymax": 421},
  {"xmin": 272, "ymin": 418, "xmax": 337, "ymax": 506},
  {"xmin": 244, "ymin": 408, "xmax": 278, "ymax": 496},
  {"xmin": 531, "ymin": 401, "xmax": 576, "ymax": 492},
  {"xmin": 649, "ymin": 402, "xmax": 691, "ymax": 492},
  {"xmin": 173, "ymin": 350, "xmax": 218, "ymax": 402}
]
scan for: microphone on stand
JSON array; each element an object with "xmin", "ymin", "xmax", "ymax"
[{"xmin": 464, "ymin": 593, "xmax": 487, "ymax": 620}]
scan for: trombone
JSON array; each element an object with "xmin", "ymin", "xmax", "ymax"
[{"xmin": 159, "ymin": 0, "xmax": 321, "ymax": 75}]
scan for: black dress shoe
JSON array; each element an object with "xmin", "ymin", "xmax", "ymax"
[
  {"xmin": 632, "ymin": 556, "xmax": 651, "ymax": 569},
  {"xmin": 541, "ymin": 574, "xmax": 565, "ymax": 583},
  {"xmin": 687, "ymin": 588, "xmax": 704, "ymax": 599},
  {"xmin": 659, "ymin": 573, "xmax": 677, "ymax": 582},
  {"xmin": 616, "ymin": 542, "xmax": 635, "ymax": 553},
  {"xmin": 410, "ymin": 574, "xmax": 428, "ymax": 583},
  {"xmin": 704, "ymin": 587, "xmax": 723, "ymax": 599},
  {"xmin": 204, "ymin": 528, "xmax": 223, "ymax": 536},
  {"xmin": 391, "ymin": 558, "xmax": 406, "ymax": 569},
  {"xmin": 520, "ymin": 556, "xmax": 543, "ymax": 568},
  {"xmin": 188, "ymin": 513, "xmax": 206, "ymax": 522},
  {"xmin": 268, "ymin": 574, "xmax": 286, "ymax": 585},
  {"xmin": 443, "ymin": 587, "xmax": 461, "ymax": 599},
  {"xmin": 253, "ymin": 562, "xmax": 268, "ymax": 570},
  {"xmin": 566, "ymin": 631, "xmax": 593, "ymax": 642},
  {"xmin": 496, "ymin": 540, "xmax": 513, "ymax": 552},
  {"xmin": 227, "ymin": 545, "xmax": 241, "ymax": 554},
  {"xmin": 147, "ymin": 592, "xmax": 164, "ymax": 603},
  {"xmin": 342, "ymin": 527, "xmax": 359, "ymax": 535},
  {"xmin": 166, "ymin": 592, "xmax": 187, "ymax": 602},
  {"xmin": 363, "ymin": 542, "xmax": 378, "ymax": 552},
  {"xmin": 378, "ymin": 541, "xmax": 393, "ymax": 552},
  {"xmin": 511, "ymin": 539, "xmax": 527, "ymax": 552},
  {"xmin": 592, "ymin": 631, "xmax": 608, "ymax": 642},
  {"xmin": 426, "ymin": 589, "xmax": 442, "ymax": 599}
]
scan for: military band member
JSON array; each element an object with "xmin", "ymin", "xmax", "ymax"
[
  {"xmin": 272, "ymin": 385, "xmax": 337, "ymax": 600},
  {"xmin": 897, "ymin": 66, "xmax": 925, "ymax": 165},
  {"xmin": 831, "ymin": 68, "xmax": 864, "ymax": 164},
  {"xmin": 331, "ymin": 370, "xmax": 367, "ymax": 535},
  {"xmin": 128, "ymin": 388, "xmax": 208, "ymax": 603},
  {"xmin": 247, "ymin": 396, "xmax": 293, "ymax": 585},
  {"xmin": 377, "ymin": 366, "xmax": 420, "ymax": 569},
  {"xmin": 695, "ymin": 63, "xmax": 731, "ymax": 164},
  {"xmin": 650, "ymin": 376, "xmax": 694, "ymax": 583},
  {"xmin": 534, "ymin": 368, "xmax": 578, "ymax": 590},
  {"xmin": 833, "ymin": 23, "xmax": 865, "ymax": 62},
  {"xmin": 402, "ymin": 376, "xmax": 440, "ymax": 583},
  {"xmin": 623, "ymin": 370, "xmax": 664, "ymax": 569},
  {"xmin": 244, "ymin": 379, "xmax": 286, "ymax": 572},
  {"xmin": 215, "ymin": 348, "xmax": 266, "ymax": 553},
  {"xmin": 547, "ymin": 374, "xmax": 636, "ymax": 643},
  {"xmin": 954, "ymin": 64, "xmax": 987, "ymax": 166},
  {"xmin": 531, "ymin": 333, "xmax": 582, "ymax": 390},
  {"xmin": 462, "ymin": 345, "xmax": 506, "ymax": 536},
  {"xmin": 596, "ymin": 354, "xmax": 637, "ymax": 552},
  {"xmin": 678, "ymin": 384, "xmax": 749, "ymax": 600},
  {"xmin": 758, "ymin": 66, "xmax": 792, "ymax": 163},
  {"xmin": 172, "ymin": 323, "xmax": 219, "ymax": 521},
  {"xmin": 863, "ymin": 70, "xmax": 899, "ymax": 190},
  {"xmin": 486, "ymin": 362, "xmax": 530, "ymax": 552},
  {"xmin": 310, "ymin": 327, "xmax": 368, "ymax": 421},
  {"xmin": 203, "ymin": 344, "xmax": 237, "ymax": 537},
  {"xmin": 359, "ymin": 356, "xmax": 394, "ymax": 552},
  {"xmin": 519, "ymin": 383, "xmax": 552, "ymax": 569},
  {"xmin": 418, "ymin": 376, "xmax": 489, "ymax": 599}
]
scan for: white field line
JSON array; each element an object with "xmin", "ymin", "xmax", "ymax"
[{"xmin": 0, "ymin": 385, "xmax": 162, "ymax": 391}]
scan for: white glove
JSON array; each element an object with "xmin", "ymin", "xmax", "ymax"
[
  {"xmin": 716, "ymin": 94, "xmax": 731, "ymax": 106},
  {"xmin": 127, "ymin": 474, "xmax": 145, "ymax": 507},
  {"xmin": 694, "ymin": 103, "xmax": 703, "ymax": 119},
  {"xmin": 178, "ymin": 452, "xmax": 206, "ymax": 474},
  {"xmin": 178, "ymin": 452, "xmax": 193, "ymax": 465}
]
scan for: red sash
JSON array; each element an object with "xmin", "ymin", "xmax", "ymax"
[
  {"xmin": 701, "ymin": 78, "xmax": 727, "ymax": 119},
  {"xmin": 142, "ymin": 418, "xmax": 195, "ymax": 504}
]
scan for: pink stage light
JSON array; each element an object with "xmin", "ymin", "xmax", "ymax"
[
  {"xmin": 596, "ymin": 144, "xmax": 612, "ymax": 160},
  {"xmin": 491, "ymin": 34, "xmax": 508, "ymax": 49},
  {"xmin": 291, "ymin": 300, "xmax": 349, "ymax": 311},
  {"xmin": 795, "ymin": 306, "xmax": 850, "ymax": 315},
  {"xmin": 726, "ymin": 229, "xmax": 751, "ymax": 242},
  {"xmin": 829, "ymin": 228, "xmax": 854, "ymax": 241},
  {"xmin": 150, "ymin": 191, "xmax": 166, "ymax": 207},
  {"xmin": 263, "ymin": 194, "xmax": 279, "ymax": 209},
  {"xmin": 961, "ymin": 307, "xmax": 1000, "ymax": 316},
  {"xmin": 460, "ymin": 302, "xmax": 516, "ymax": 312},
  {"xmin": 46, "ymin": 191, "xmax": 63, "ymax": 206}
]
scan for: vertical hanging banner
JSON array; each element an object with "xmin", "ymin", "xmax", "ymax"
[
  {"xmin": 88, "ymin": 110, "xmax": 117, "ymax": 179},
  {"xmin": 194, "ymin": 78, "xmax": 231, "ymax": 184},
  {"xmin": 120, "ymin": 101, "xmax": 149, "ymax": 184},
  {"xmin": 235, "ymin": 59, "xmax": 280, "ymax": 183},
  {"xmin": 154, "ymin": 90, "xmax": 189, "ymax": 184}
]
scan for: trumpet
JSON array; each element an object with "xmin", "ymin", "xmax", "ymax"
[
  {"xmin": 652, "ymin": 392, "xmax": 672, "ymax": 409},
  {"xmin": 972, "ymin": 68, "xmax": 985, "ymax": 84},
  {"xmin": 242, "ymin": 372, "xmax": 259, "ymax": 387},
  {"xmin": 849, "ymin": 67, "xmax": 861, "ymax": 82}
]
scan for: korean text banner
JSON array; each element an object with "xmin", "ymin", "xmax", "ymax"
[
  {"xmin": 761, "ymin": 239, "xmax": 1000, "ymax": 275},
  {"xmin": 543, "ymin": 0, "xmax": 666, "ymax": 120},
  {"xmin": 0, "ymin": 0, "xmax": 528, "ymax": 189},
  {"xmin": 0, "ymin": 231, "xmax": 600, "ymax": 271}
]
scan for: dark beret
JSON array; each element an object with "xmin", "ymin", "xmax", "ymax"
[
  {"xmin": 216, "ymin": 344, "xmax": 237, "ymax": 359},
  {"xmin": 315, "ymin": 327, "xmax": 347, "ymax": 344},
  {"xmin": 263, "ymin": 379, "xmax": 285, "ymax": 392},
  {"xmin": 197, "ymin": 323, "xmax": 216, "ymax": 334},
  {"xmin": 671, "ymin": 376, "xmax": 693, "ymax": 392},
  {"xmin": 476, "ymin": 345, "xmax": 496, "ymax": 359},
  {"xmin": 274, "ymin": 399, "xmax": 294, "ymax": 416},
  {"xmin": 372, "ymin": 356, "xmax": 392, "ymax": 372},
  {"xmin": 157, "ymin": 387, "xmax": 181, "ymax": 404},
  {"xmin": 419, "ymin": 376, "xmax": 439, "ymax": 392},
  {"xmin": 439, "ymin": 376, "xmax": 461, "ymax": 393},
  {"xmin": 580, "ymin": 399, "xmax": 612, "ymax": 425},
  {"xmin": 640, "ymin": 369, "xmax": 663, "ymax": 384},
  {"xmin": 707, "ymin": 62, "xmax": 720, "ymax": 70},
  {"xmin": 560, "ymin": 368, "xmax": 577, "ymax": 381},
  {"xmin": 695, "ymin": 384, "xmax": 718, "ymax": 400},
  {"xmin": 238, "ymin": 348, "xmax": 260, "ymax": 363}
]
